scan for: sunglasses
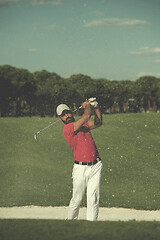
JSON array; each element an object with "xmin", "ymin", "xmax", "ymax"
[{"xmin": 61, "ymin": 110, "xmax": 72, "ymax": 117}]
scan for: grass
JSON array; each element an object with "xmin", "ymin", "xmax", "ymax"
[
  {"xmin": 0, "ymin": 113, "xmax": 160, "ymax": 240},
  {"xmin": 0, "ymin": 113, "xmax": 160, "ymax": 209},
  {"xmin": 0, "ymin": 219, "xmax": 160, "ymax": 240},
  {"xmin": 94, "ymin": 113, "xmax": 160, "ymax": 209}
]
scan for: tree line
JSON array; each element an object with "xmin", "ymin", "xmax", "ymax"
[{"xmin": 0, "ymin": 64, "xmax": 160, "ymax": 117}]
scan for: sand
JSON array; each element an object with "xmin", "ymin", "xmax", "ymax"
[{"xmin": 0, "ymin": 206, "xmax": 160, "ymax": 221}]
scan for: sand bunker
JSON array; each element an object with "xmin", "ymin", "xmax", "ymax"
[{"xmin": 0, "ymin": 206, "xmax": 160, "ymax": 221}]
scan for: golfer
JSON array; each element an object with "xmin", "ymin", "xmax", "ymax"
[{"xmin": 56, "ymin": 99, "xmax": 103, "ymax": 221}]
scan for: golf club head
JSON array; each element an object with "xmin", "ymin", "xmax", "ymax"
[{"xmin": 34, "ymin": 133, "xmax": 37, "ymax": 140}]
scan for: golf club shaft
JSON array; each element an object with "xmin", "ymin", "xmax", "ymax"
[
  {"xmin": 34, "ymin": 106, "xmax": 81, "ymax": 139},
  {"xmin": 36, "ymin": 119, "xmax": 60, "ymax": 135}
]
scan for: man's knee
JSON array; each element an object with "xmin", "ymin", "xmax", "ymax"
[
  {"xmin": 70, "ymin": 195, "xmax": 83, "ymax": 206},
  {"xmin": 88, "ymin": 190, "xmax": 100, "ymax": 206}
]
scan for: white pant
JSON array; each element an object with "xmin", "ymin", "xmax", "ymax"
[{"xmin": 68, "ymin": 160, "xmax": 103, "ymax": 221}]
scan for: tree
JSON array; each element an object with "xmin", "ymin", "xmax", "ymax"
[
  {"xmin": 0, "ymin": 65, "xmax": 18, "ymax": 116},
  {"xmin": 0, "ymin": 65, "xmax": 36, "ymax": 116},
  {"xmin": 1, "ymin": 64, "xmax": 160, "ymax": 116},
  {"xmin": 33, "ymin": 70, "xmax": 72, "ymax": 116},
  {"xmin": 69, "ymin": 74, "xmax": 95, "ymax": 101},
  {"xmin": 135, "ymin": 76, "xmax": 160, "ymax": 112},
  {"xmin": 0, "ymin": 75, "xmax": 13, "ymax": 116},
  {"xmin": 116, "ymin": 80, "xmax": 136, "ymax": 113},
  {"xmin": 20, "ymin": 81, "xmax": 36, "ymax": 116}
]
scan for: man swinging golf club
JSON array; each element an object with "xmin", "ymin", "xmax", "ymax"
[{"xmin": 56, "ymin": 98, "xmax": 103, "ymax": 221}]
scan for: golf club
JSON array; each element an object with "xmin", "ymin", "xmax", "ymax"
[
  {"xmin": 34, "ymin": 98, "xmax": 96, "ymax": 140},
  {"xmin": 34, "ymin": 106, "xmax": 81, "ymax": 140}
]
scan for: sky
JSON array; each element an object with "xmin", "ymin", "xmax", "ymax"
[{"xmin": 0, "ymin": 0, "xmax": 160, "ymax": 81}]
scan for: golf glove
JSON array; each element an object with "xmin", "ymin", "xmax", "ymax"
[{"xmin": 88, "ymin": 97, "xmax": 98, "ymax": 108}]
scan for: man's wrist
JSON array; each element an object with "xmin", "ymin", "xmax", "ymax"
[{"xmin": 94, "ymin": 106, "xmax": 99, "ymax": 109}]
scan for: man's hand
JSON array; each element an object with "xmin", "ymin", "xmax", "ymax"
[
  {"xmin": 88, "ymin": 97, "xmax": 98, "ymax": 108},
  {"xmin": 81, "ymin": 100, "xmax": 90, "ymax": 109},
  {"xmin": 73, "ymin": 101, "xmax": 91, "ymax": 132},
  {"xmin": 85, "ymin": 97, "xmax": 102, "ymax": 130}
]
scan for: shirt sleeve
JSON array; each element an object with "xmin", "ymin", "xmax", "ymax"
[
  {"xmin": 63, "ymin": 122, "xmax": 74, "ymax": 138},
  {"xmin": 84, "ymin": 121, "xmax": 89, "ymax": 128}
]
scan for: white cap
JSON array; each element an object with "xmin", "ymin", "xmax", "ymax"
[{"xmin": 56, "ymin": 104, "xmax": 70, "ymax": 116}]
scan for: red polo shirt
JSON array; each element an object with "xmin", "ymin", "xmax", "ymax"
[{"xmin": 63, "ymin": 122, "xmax": 99, "ymax": 162}]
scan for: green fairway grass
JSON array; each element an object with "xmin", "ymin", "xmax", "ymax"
[
  {"xmin": 0, "ymin": 113, "xmax": 160, "ymax": 209},
  {"xmin": 0, "ymin": 219, "xmax": 160, "ymax": 240}
]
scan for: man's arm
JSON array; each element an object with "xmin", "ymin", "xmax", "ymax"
[
  {"xmin": 73, "ymin": 101, "xmax": 91, "ymax": 132},
  {"xmin": 88, "ymin": 106, "xmax": 102, "ymax": 130}
]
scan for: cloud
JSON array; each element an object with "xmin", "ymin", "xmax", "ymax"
[
  {"xmin": 31, "ymin": 0, "xmax": 70, "ymax": 6},
  {"xmin": 28, "ymin": 48, "xmax": 38, "ymax": 52},
  {"xmin": 153, "ymin": 59, "xmax": 160, "ymax": 63},
  {"xmin": 137, "ymin": 72, "xmax": 160, "ymax": 78},
  {"xmin": 83, "ymin": 18, "xmax": 148, "ymax": 28},
  {"xmin": 130, "ymin": 47, "xmax": 160, "ymax": 56},
  {"xmin": 0, "ymin": 0, "xmax": 71, "ymax": 7},
  {"xmin": 44, "ymin": 24, "xmax": 61, "ymax": 30},
  {"xmin": 0, "ymin": 0, "xmax": 21, "ymax": 7}
]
